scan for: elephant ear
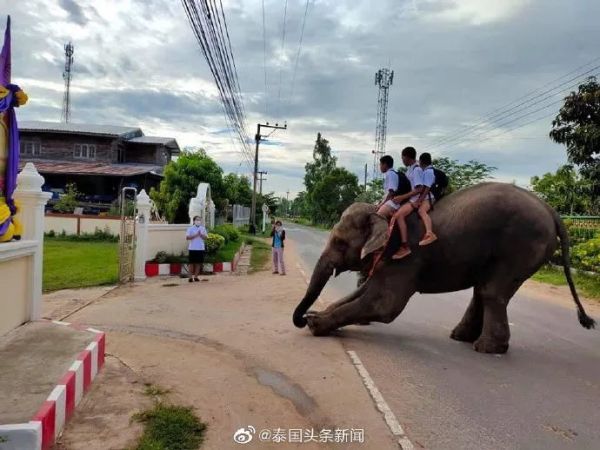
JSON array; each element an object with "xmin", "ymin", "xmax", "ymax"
[{"xmin": 360, "ymin": 213, "xmax": 389, "ymax": 260}]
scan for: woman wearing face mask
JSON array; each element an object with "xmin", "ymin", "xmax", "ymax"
[
  {"xmin": 186, "ymin": 216, "xmax": 208, "ymax": 282},
  {"xmin": 270, "ymin": 220, "xmax": 286, "ymax": 275}
]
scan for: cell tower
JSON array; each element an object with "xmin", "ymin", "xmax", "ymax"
[
  {"xmin": 372, "ymin": 67, "xmax": 393, "ymax": 179},
  {"xmin": 61, "ymin": 42, "xmax": 74, "ymax": 123}
]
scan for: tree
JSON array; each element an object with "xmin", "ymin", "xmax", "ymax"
[
  {"xmin": 150, "ymin": 150, "xmax": 225, "ymax": 223},
  {"xmin": 53, "ymin": 183, "xmax": 79, "ymax": 213},
  {"xmin": 310, "ymin": 168, "xmax": 361, "ymax": 226},
  {"xmin": 304, "ymin": 133, "xmax": 337, "ymax": 193},
  {"xmin": 259, "ymin": 192, "xmax": 279, "ymax": 215},
  {"xmin": 291, "ymin": 191, "xmax": 309, "ymax": 217},
  {"xmin": 355, "ymin": 178, "xmax": 383, "ymax": 204},
  {"xmin": 531, "ymin": 165, "xmax": 594, "ymax": 215},
  {"xmin": 550, "ymin": 76, "xmax": 600, "ymax": 189},
  {"xmin": 433, "ymin": 157, "xmax": 496, "ymax": 192},
  {"xmin": 223, "ymin": 173, "xmax": 252, "ymax": 206}
]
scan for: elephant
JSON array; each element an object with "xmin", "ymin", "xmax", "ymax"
[{"xmin": 292, "ymin": 182, "xmax": 596, "ymax": 354}]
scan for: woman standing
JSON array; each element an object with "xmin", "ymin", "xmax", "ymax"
[
  {"xmin": 186, "ymin": 216, "xmax": 208, "ymax": 282},
  {"xmin": 271, "ymin": 220, "xmax": 286, "ymax": 275}
]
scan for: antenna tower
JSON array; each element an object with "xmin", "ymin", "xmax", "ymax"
[
  {"xmin": 372, "ymin": 67, "xmax": 393, "ymax": 179},
  {"xmin": 61, "ymin": 42, "xmax": 74, "ymax": 123}
]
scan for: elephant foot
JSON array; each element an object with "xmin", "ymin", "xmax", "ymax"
[
  {"xmin": 304, "ymin": 311, "xmax": 335, "ymax": 336},
  {"xmin": 473, "ymin": 337, "xmax": 509, "ymax": 354},
  {"xmin": 450, "ymin": 324, "xmax": 481, "ymax": 343}
]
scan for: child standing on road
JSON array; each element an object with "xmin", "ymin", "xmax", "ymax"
[
  {"xmin": 186, "ymin": 216, "xmax": 208, "ymax": 282},
  {"xmin": 271, "ymin": 220, "xmax": 286, "ymax": 275}
]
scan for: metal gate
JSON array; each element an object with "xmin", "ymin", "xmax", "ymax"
[{"xmin": 118, "ymin": 187, "xmax": 137, "ymax": 283}]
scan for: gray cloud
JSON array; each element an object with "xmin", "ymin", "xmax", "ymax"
[{"xmin": 2, "ymin": 0, "xmax": 599, "ymax": 197}]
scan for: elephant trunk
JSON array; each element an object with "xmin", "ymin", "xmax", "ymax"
[{"xmin": 293, "ymin": 255, "xmax": 334, "ymax": 327}]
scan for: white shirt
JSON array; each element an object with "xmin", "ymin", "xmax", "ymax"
[
  {"xmin": 382, "ymin": 169, "xmax": 399, "ymax": 202},
  {"xmin": 421, "ymin": 166, "xmax": 435, "ymax": 188},
  {"xmin": 186, "ymin": 225, "xmax": 207, "ymax": 251},
  {"xmin": 406, "ymin": 163, "xmax": 424, "ymax": 203}
]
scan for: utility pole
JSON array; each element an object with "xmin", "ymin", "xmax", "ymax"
[
  {"xmin": 250, "ymin": 122, "xmax": 287, "ymax": 234},
  {"xmin": 258, "ymin": 171, "xmax": 268, "ymax": 196},
  {"xmin": 286, "ymin": 190, "xmax": 290, "ymax": 217},
  {"xmin": 364, "ymin": 163, "xmax": 368, "ymax": 192}
]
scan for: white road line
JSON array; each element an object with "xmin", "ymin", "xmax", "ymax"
[
  {"xmin": 347, "ymin": 350, "xmax": 414, "ymax": 450},
  {"xmin": 296, "ymin": 263, "xmax": 309, "ymax": 285}
]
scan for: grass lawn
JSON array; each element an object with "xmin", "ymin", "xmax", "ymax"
[
  {"xmin": 532, "ymin": 266, "xmax": 600, "ymax": 301},
  {"xmin": 43, "ymin": 238, "xmax": 118, "ymax": 292},
  {"xmin": 242, "ymin": 234, "xmax": 271, "ymax": 273},
  {"xmin": 205, "ymin": 240, "xmax": 242, "ymax": 263}
]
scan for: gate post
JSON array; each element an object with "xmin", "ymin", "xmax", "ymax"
[
  {"xmin": 134, "ymin": 189, "xmax": 151, "ymax": 281},
  {"xmin": 14, "ymin": 163, "xmax": 52, "ymax": 320}
]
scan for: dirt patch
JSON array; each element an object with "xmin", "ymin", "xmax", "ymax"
[
  {"xmin": 55, "ymin": 356, "xmax": 152, "ymax": 450},
  {"xmin": 520, "ymin": 279, "xmax": 600, "ymax": 315}
]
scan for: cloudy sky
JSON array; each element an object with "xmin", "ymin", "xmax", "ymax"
[{"xmin": 2, "ymin": 0, "xmax": 599, "ymax": 197}]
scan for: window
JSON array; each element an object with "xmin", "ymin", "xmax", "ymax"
[
  {"xmin": 74, "ymin": 143, "xmax": 96, "ymax": 160},
  {"xmin": 19, "ymin": 141, "xmax": 42, "ymax": 157}
]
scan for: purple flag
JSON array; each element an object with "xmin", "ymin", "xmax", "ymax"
[{"xmin": 0, "ymin": 16, "xmax": 10, "ymax": 86}]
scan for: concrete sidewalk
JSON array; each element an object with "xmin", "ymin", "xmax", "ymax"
[
  {"xmin": 0, "ymin": 321, "xmax": 105, "ymax": 450},
  {"xmin": 56, "ymin": 241, "xmax": 398, "ymax": 449}
]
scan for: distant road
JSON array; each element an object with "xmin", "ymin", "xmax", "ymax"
[{"xmin": 287, "ymin": 223, "xmax": 600, "ymax": 450}]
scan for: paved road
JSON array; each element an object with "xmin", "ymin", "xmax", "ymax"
[{"xmin": 287, "ymin": 224, "xmax": 600, "ymax": 450}]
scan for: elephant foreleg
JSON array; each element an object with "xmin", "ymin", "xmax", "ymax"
[
  {"xmin": 306, "ymin": 285, "xmax": 413, "ymax": 336},
  {"xmin": 450, "ymin": 290, "xmax": 484, "ymax": 343}
]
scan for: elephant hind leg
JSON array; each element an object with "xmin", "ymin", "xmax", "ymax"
[
  {"xmin": 450, "ymin": 291, "xmax": 484, "ymax": 343},
  {"xmin": 472, "ymin": 274, "xmax": 524, "ymax": 354}
]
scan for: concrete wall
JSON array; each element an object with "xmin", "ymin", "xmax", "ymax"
[
  {"xmin": 146, "ymin": 224, "xmax": 189, "ymax": 260},
  {"xmin": 0, "ymin": 242, "xmax": 35, "ymax": 336},
  {"xmin": 45, "ymin": 214, "xmax": 121, "ymax": 236}
]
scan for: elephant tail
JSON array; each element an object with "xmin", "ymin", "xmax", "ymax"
[{"xmin": 553, "ymin": 211, "xmax": 596, "ymax": 329}]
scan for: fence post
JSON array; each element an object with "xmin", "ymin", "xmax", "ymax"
[
  {"xmin": 134, "ymin": 189, "xmax": 151, "ymax": 281},
  {"xmin": 13, "ymin": 163, "xmax": 52, "ymax": 320}
]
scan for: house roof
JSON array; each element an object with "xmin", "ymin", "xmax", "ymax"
[
  {"xmin": 19, "ymin": 160, "xmax": 163, "ymax": 177},
  {"xmin": 19, "ymin": 121, "xmax": 143, "ymax": 139},
  {"xmin": 128, "ymin": 136, "xmax": 181, "ymax": 152}
]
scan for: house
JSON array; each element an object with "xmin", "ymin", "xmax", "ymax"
[{"xmin": 18, "ymin": 121, "xmax": 180, "ymax": 213}]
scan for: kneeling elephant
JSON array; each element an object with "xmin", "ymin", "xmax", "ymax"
[{"xmin": 292, "ymin": 182, "xmax": 595, "ymax": 354}]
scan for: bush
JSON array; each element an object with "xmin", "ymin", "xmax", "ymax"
[
  {"xmin": 571, "ymin": 237, "xmax": 600, "ymax": 273},
  {"xmin": 205, "ymin": 233, "xmax": 225, "ymax": 254},
  {"xmin": 45, "ymin": 226, "xmax": 118, "ymax": 242},
  {"xmin": 212, "ymin": 224, "xmax": 241, "ymax": 243},
  {"xmin": 53, "ymin": 183, "xmax": 79, "ymax": 213}
]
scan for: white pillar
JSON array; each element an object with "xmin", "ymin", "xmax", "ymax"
[
  {"xmin": 134, "ymin": 189, "xmax": 152, "ymax": 281},
  {"xmin": 13, "ymin": 163, "xmax": 52, "ymax": 320},
  {"xmin": 208, "ymin": 200, "xmax": 215, "ymax": 229},
  {"xmin": 189, "ymin": 197, "xmax": 205, "ymax": 225}
]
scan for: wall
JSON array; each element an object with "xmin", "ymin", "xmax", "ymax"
[
  {"xmin": 124, "ymin": 142, "xmax": 161, "ymax": 164},
  {"xmin": 19, "ymin": 132, "xmax": 117, "ymax": 163},
  {"xmin": 45, "ymin": 213, "xmax": 121, "ymax": 236},
  {"xmin": 145, "ymin": 224, "xmax": 189, "ymax": 260},
  {"xmin": 0, "ymin": 242, "xmax": 35, "ymax": 336}
]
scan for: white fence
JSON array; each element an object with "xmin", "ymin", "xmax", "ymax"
[
  {"xmin": 233, "ymin": 204, "xmax": 250, "ymax": 227},
  {"xmin": 45, "ymin": 213, "xmax": 121, "ymax": 236}
]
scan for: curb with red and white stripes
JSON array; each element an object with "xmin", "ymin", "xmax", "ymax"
[{"xmin": 0, "ymin": 321, "xmax": 105, "ymax": 450}]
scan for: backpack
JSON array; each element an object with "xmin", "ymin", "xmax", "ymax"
[
  {"xmin": 391, "ymin": 169, "xmax": 412, "ymax": 196},
  {"xmin": 427, "ymin": 168, "xmax": 449, "ymax": 200}
]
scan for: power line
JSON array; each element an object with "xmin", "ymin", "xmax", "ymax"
[
  {"xmin": 181, "ymin": 0, "xmax": 254, "ymax": 169},
  {"xmin": 423, "ymin": 69, "xmax": 599, "ymax": 151},
  {"xmin": 423, "ymin": 58, "xmax": 600, "ymax": 150},
  {"xmin": 276, "ymin": 0, "xmax": 289, "ymax": 117},
  {"xmin": 288, "ymin": 0, "xmax": 310, "ymax": 106},
  {"xmin": 262, "ymin": 0, "xmax": 269, "ymax": 116}
]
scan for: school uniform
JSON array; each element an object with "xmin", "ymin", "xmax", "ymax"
[{"xmin": 382, "ymin": 168, "xmax": 401, "ymax": 210}]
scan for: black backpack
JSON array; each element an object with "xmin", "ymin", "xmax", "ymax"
[
  {"xmin": 427, "ymin": 168, "xmax": 449, "ymax": 200},
  {"xmin": 390, "ymin": 169, "xmax": 412, "ymax": 196}
]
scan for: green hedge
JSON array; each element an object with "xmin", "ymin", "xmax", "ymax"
[
  {"xmin": 212, "ymin": 224, "xmax": 241, "ymax": 243},
  {"xmin": 571, "ymin": 237, "xmax": 600, "ymax": 273}
]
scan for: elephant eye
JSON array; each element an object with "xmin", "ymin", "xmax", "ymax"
[{"xmin": 333, "ymin": 237, "xmax": 347, "ymax": 249}]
